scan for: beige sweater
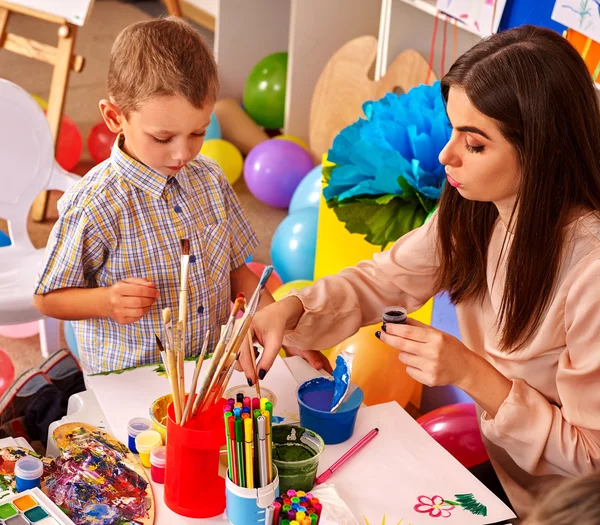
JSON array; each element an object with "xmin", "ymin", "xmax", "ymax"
[{"xmin": 284, "ymin": 212, "xmax": 600, "ymax": 518}]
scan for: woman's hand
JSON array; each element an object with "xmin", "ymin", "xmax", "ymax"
[{"xmin": 377, "ymin": 317, "xmax": 476, "ymax": 388}]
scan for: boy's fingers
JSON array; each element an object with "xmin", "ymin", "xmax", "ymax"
[
  {"xmin": 122, "ymin": 296, "xmax": 156, "ymax": 308},
  {"xmin": 124, "ymin": 277, "xmax": 156, "ymax": 287},
  {"xmin": 120, "ymin": 283, "xmax": 160, "ymax": 298}
]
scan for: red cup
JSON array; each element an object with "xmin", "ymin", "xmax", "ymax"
[{"xmin": 164, "ymin": 397, "xmax": 227, "ymax": 518}]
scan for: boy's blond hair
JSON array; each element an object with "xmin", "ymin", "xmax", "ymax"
[
  {"xmin": 523, "ymin": 472, "xmax": 600, "ymax": 525},
  {"xmin": 108, "ymin": 16, "xmax": 218, "ymax": 116}
]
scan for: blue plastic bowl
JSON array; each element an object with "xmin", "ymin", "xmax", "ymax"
[{"xmin": 297, "ymin": 377, "xmax": 363, "ymax": 444}]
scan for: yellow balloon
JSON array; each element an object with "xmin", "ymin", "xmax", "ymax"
[
  {"xmin": 201, "ymin": 139, "xmax": 243, "ymax": 185},
  {"xmin": 31, "ymin": 94, "xmax": 48, "ymax": 111},
  {"xmin": 272, "ymin": 280, "xmax": 313, "ymax": 301},
  {"xmin": 274, "ymin": 134, "xmax": 310, "ymax": 152}
]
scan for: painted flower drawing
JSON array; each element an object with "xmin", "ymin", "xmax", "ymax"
[{"xmin": 414, "ymin": 495, "xmax": 455, "ymax": 518}]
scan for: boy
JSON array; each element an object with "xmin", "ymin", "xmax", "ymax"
[{"xmin": 33, "ymin": 17, "xmax": 267, "ymax": 374}]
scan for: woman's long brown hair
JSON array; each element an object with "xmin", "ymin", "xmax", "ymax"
[{"xmin": 437, "ymin": 25, "xmax": 600, "ymax": 351}]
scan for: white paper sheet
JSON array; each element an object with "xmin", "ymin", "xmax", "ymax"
[
  {"xmin": 436, "ymin": 0, "xmax": 508, "ymax": 37},
  {"xmin": 552, "ymin": 0, "xmax": 600, "ymax": 43}
]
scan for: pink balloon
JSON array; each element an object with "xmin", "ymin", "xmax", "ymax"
[
  {"xmin": 417, "ymin": 402, "xmax": 489, "ymax": 469},
  {"xmin": 0, "ymin": 348, "xmax": 15, "ymax": 397},
  {"xmin": 0, "ymin": 321, "xmax": 40, "ymax": 338},
  {"xmin": 246, "ymin": 261, "xmax": 283, "ymax": 293}
]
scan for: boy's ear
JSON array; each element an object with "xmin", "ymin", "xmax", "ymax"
[{"xmin": 99, "ymin": 99, "xmax": 124, "ymax": 134}]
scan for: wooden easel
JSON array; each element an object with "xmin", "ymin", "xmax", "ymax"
[
  {"xmin": 164, "ymin": 0, "xmax": 182, "ymax": 17},
  {"xmin": 0, "ymin": 1, "xmax": 85, "ymax": 222}
]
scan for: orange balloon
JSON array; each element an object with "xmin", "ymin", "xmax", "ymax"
[
  {"xmin": 330, "ymin": 324, "xmax": 422, "ymax": 409},
  {"xmin": 247, "ymin": 261, "xmax": 283, "ymax": 294}
]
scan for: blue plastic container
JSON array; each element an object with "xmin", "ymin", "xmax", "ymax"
[
  {"xmin": 127, "ymin": 417, "xmax": 152, "ymax": 454},
  {"xmin": 225, "ymin": 467, "xmax": 279, "ymax": 525},
  {"xmin": 14, "ymin": 456, "xmax": 43, "ymax": 493},
  {"xmin": 297, "ymin": 377, "xmax": 363, "ymax": 444}
]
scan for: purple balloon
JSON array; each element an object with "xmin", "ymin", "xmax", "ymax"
[{"xmin": 244, "ymin": 139, "xmax": 314, "ymax": 208}]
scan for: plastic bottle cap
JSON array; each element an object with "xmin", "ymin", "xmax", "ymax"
[
  {"xmin": 150, "ymin": 446, "xmax": 167, "ymax": 468},
  {"xmin": 14, "ymin": 457, "xmax": 43, "ymax": 481},
  {"xmin": 127, "ymin": 417, "xmax": 152, "ymax": 438},
  {"xmin": 135, "ymin": 430, "xmax": 162, "ymax": 453}
]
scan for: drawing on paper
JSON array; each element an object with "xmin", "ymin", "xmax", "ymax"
[
  {"xmin": 414, "ymin": 493, "xmax": 488, "ymax": 518},
  {"xmin": 436, "ymin": 0, "xmax": 508, "ymax": 37},
  {"xmin": 552, "ymin": 0, "xmax": 600, "ymax": 40}
]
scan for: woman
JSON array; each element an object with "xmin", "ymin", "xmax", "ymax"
[{"xmin": 241, "ymin": 25, "xmax": 600, "ymax": 518}]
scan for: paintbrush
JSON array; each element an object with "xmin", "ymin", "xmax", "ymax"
[
  {"xmin": 155, "ymin": 334, "xmax": 170, "ymax": 377},
  {"xmin": 178, "ymin": 239, "xmax": 190, "ymax": 410},
  {"xmin": 162, "ymin": 308, "xmax": 174, "ymax": 352},
  {"xmin": 197, "ymin": 266, "xmax": 273, "ymax": 413},
  {"xmin": 247, "ymin": 327, "xmax": 261, "ymax": 399},
  {"xmin": 191, "ymin": 295, "xmax": 246, "ymax": 417},
  {"xmin": 181, "ymin": 329, "xmax": 210, "ymax": 425},
  {"xmin": 176, "ymin": 321, "xmax": 186, "ymax": 412},
  {"xmin": 166, "ymin": 341, "xmax": 182, "ymax": 424}
]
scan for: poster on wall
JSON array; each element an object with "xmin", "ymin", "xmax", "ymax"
[
  {"xmin": 436, "ymin": 0, "xmax": 508, "ymax": 37},
  {"xmin": 552, "ymin": 0, "xmax": 600, "ymax": 43}
]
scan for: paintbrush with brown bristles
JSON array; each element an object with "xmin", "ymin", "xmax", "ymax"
[
  {"xmin": 190, "ymin": 294, "xmax": 246, "ymax": 417},
  {"xmin": 155, "ymin": 334, "xmax": 170, "ymax": 377}
]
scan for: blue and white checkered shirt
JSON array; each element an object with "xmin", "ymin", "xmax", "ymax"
[{"xmin": 35, "ymin": 138, "xmax": 258, "ymax": 373}]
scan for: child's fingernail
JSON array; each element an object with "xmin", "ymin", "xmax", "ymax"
[
  {"xmin": 382, "ymin": 324, "xmax": 387, "ymax": 332},
  {"xmin": 375, "ymin": 331, "xmax": 381, "ymax": 339},
  {"xmin": 247, "ymin": 378, "xmax": 253, "ymax": 387},
  {"xmin": 258, "ymin": 369, "xmax": 267, "ymax": 380}
]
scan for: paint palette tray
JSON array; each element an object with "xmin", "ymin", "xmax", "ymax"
[{"xmin": 0, "ymin": 488, "xmax": 75, "ymax": 525}]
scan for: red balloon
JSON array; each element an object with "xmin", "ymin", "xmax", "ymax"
[
  {"xmin": 55, "ymin": 114, "xmax": 83, "ymax": 172},
  {"xmin": 417, "ymin": 402, "xmax": 489, "ymax": 469},
  {"xmin": 88, "ymin": 121, "xmax": 117, "ymax": 165},
  {"xmin": 246, "ymin": 261, "xmax": 283, "ymax": 293},
  {"xmin": 0, "ymin": 348, "xmax": 15, "ymax": 397}
]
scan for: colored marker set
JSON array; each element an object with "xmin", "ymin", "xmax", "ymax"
[
  {"xmin": 224, "ymin": 393, "xmax": 274, "ymax": 489},
  {"xmin": 0, "ymin": 488, "xmax": 75, "ymax": 525},
  {"xmin": 265, "ymin": 490, "xmax": 323, "ymax": 525}
]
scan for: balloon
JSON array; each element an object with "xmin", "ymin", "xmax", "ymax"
[
  {"xmin": 87, "ymin": 121, "xmax": 117, "ymax": 164},
  {"xmin": 201, "ymin": 139, "xmax": 243, "ymax": 185},
  {"xmin": 270, "ymin": 208, "xmax": 318, "ymax": 282},
  {"xmin": 0, "ymin": 231, "xmax": 10, "ymax": 247},
  {"xmin": 417, "ymin": 402, "xmax": 489, "ymax": 469},
  {"xmin": 0, "ymin": 348, "xmax": 15, "ymax": 397},
  {"xmin": 243, "ymin": 52, "xmax": 288, "ymax": 129},
  {"xmin": 63, "ymin": 321, "xmax": 79, "ymax": 360},
  {"xmin": 246, "ymin": 253, "xmax": 253, "ymax": 263},
  {"xmin": 330, "ymin": 324, "xmax": 421, "ymax": 408},
  {"xmin": 246, "ymin": 261, "xmax": 283, "ymax": 293},
  {"xmin": 244, "ymin": 140, "xmax": 314, "ymax": 208},
  {"xmin": 289, "ymin": 164, "xmax": 322, "ymax": 213},
  {"xmin": 55, "ymin": 114, "xmax": 83, "ymax": 172},
  {"xmin": 272, "ymin": 280, "xmax": 313, "ymax": 301},
  {"xmin": 0, "ymin": 322, "xmax": 39, "ymax": 338},
  {"xmin": 206, "ymin": 113, "xmax": 221, "ymax": 140},
  {"xmin": 31, "ymin": 94, "xmax": 48, "ymax": 111},
  {"xmin": 274, "ymin": 134, "xmax": 309, "ymax": 152}
]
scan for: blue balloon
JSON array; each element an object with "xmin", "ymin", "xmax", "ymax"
[
  {"xmin": 205, "ymin": 113, "xmax": 221, "ymax": 140},
  {"xmin": 63, "ymin": 321, "xmax": 79, "ymax": 360},
  {"xmin": 246, "ymin": 253, "xmax": 253, "ymax": 263},
  {"xmin": 0, "ymin": 231, "xmax": 11, "ymax": 247},
  {"xmin": 289, "ymin": 164, "xmax": 322, "ymax": 213},
  {"xmin": 271, "ymin": 208, "xmax": 318, "ymax": 283}
]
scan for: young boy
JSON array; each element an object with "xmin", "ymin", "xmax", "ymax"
[{"xmin": 33, "ymin": 17, "xmax": 268, "ymax": 374}]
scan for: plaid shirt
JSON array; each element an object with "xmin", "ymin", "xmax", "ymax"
[{"xmin": 35, "ymin": 138, "xmax": 258, "ymax": 373}]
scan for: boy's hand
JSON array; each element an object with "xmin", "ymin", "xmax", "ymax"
[{"xmin": 104, "ymin": 277, "xmax": 159, "ymax": 324}]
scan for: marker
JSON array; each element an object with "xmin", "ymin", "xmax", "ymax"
[
  {"xmin": 224, "ymin": 411, "xmax": 233, "ymax": 482},
  {"xmin": 244, "ymin": 417, "xmax": 254, "ymax": 489},
  {"xmin": 260, "ymin": 397, "xmax": 268, "ymax": 412},
  {"xmin": 228, "ymin": 397, "xmax": 235, "ymax": 405},
  {"xmin": 223, "ymin": 404, "xmax": 232, "ymax": 413},
  {"xmin": 303, "ymin": 519, "xmax": 312, "ymax": 525},
  {"xmin": 287, "ymin": 490, "xmax": 296, "ymax": 497},
  {"xmin": 236, "ymin": 393, "xmax": 244, "ymax": 404},
  {"xmin": 273, "ymin": 501, "xmax": 282, "ymax": 524},
  {"xmin": 242, "ymin": 412, "xmax": 250, "ymax": 420},
  {"xmin": 282, "ymin": 521, "xmax": 290, "ymax": 525},
  {"xmin": 257, "ymin": 416, "xmax": 268, "ymax": 487},
  {"xmin": 243, "ymin": 396, "xmax": 251, "ymax": 409},
  {"xmin": 265, "ymin": 505, "xmax": 274, "ymax": 525},
  {"xmin": 262, "ymin": 409, "xmax": 273, "ymax": 483},
  {"xmin": 309, "ymin": 515, "xmax": 317, "ymax": 525},
  {"xmin": 235, "ymin": 417, "xmax": 245, "ymax": 487},
  {"xmin": 234, "ymin": 402, "xmax": 243, "ymax": 409},
  {"xmin": 228, "ymin": 417, "xmax": 238, "ymax": 484},
  {"xmin": 252, "ymin": 397, "xmax": 260, "ymax": 410},
  {"xmin": 291, "ymin": 497, "xmax": 300, "ymax": 504},
  {"xmin": 296, "ymin": 511, "xmax": 306, "ymax": 521},
  {"xmin": 233, "ymin": 407, "xmax": 241, "ymax": 418}
]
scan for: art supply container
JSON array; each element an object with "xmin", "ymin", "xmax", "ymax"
[
  {"xmin": 165, "ymin": 397, "xmax": 227, "ymax": 518},
  {"xmin": 149, "ymin": 393, "xmax": 172, "ymax": 442},
  {"xmin": 272, "ymin": 425, "xmax": 324, "ymax": 493},
  {"xmin": 382, "ymin": 305, "xmax": 407, "ymax": 325},
  {"xmin": 224, "ymin": 385, "xmax": 277, "ymax": 408},
  {"xmin": 150, "ymin": 446, "xmax": 167, "ymax": 484},
  {"xmin": 135, "ymin": 430, "xmax": 162, "ymax": 468},
  {"xmin": 14, "ymin": 457, "xmax": 43, "ymax": 493},
  {"xmin": 127, "ymin": 417, "xmax": 152, "ymax": 453},
  {"xmin": 225, "ymin": 466, "xmax": 279, "ymax": 525},
  {"xmin": 297, "ymin": 377, "xmax": 364, "ymax": 444}
]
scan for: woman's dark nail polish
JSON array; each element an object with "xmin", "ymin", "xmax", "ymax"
[
  {"xmin": 382, "ymin": 324, "xmax": 387, "ymax": 332},
  {"xmin": 258, "ymin": 369, "xmax": 267, "ymax": 380},
  {"xmin": 375, "ymin": 331, "xmax": 381, "ymax": 339},
  {"xmin": 247, "ymin": 378, "xmax": 253, "ymax": 387}
]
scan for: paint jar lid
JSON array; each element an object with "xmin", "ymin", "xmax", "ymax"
[
  {"xmin": 14, "ymin": 456, "xmax": 43, "ymax": 480},
  {"xmin": 135, "ymin": 429, "xmax": 163, "ymax": 454},
  {"xmin": 382, "ymin": 306, "xmax": 407, "ymax": 324},
  {"xmin": 127, "ymin": 417, "xmax": 152, "ymax": 438},
  {"xmin": 150, "ymin": 446, "xmax": 167, "ymax": 468}
]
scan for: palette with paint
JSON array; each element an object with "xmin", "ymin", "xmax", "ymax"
[{"xmin": 0, "ymin": 487, "xmax": 75, "ymax": 524}]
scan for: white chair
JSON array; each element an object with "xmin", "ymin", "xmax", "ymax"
[{"xmin": 0, "ymin": 79, "xmax": 79, "ymax": 357}]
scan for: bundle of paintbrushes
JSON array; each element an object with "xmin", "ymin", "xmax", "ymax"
[
  {"xmin": 265, "ymin": 490, "xmax": 323, "ymax": 525},
  {"xmin": 155, "ymin": 247, "xmax": 274, "ymax": 427},
  {"xmin": 224, "ymin": 392, "xmax": 274, "ymax": 489}
]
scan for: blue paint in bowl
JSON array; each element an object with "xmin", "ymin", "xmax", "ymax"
[{"xmin": 297, "ymin": 377, "xmax": 363, "ymax": 444}]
